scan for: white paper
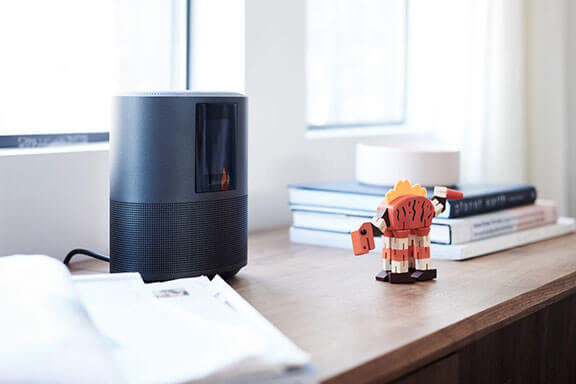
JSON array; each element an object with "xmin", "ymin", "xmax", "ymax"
[
  {"xmin": 73, "ymin": 273, "xmax": 310, "ymax": 384},
  {"xmin": 0, "ymin": 256, "xmax": 126, "ymax": 384},
  {"xmin": 0, "ymin": 255, "xmax": 310, "ymax": 384}
]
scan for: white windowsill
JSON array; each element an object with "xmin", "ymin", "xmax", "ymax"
[
  {"xmin": 305, "ymin": 125, "xmax": 433, "ymax": 140},
  {"xmin": 0, "ymin": 143, "xmax": 109, "ymax": 157}
]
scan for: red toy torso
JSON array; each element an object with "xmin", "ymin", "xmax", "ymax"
[{"xmin": 381, "ymin": 195, "xmax": 435, "ymax": 230}]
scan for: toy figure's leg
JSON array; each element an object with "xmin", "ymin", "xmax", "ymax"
[
  {"xmin": 408, "ymin": 234, "xmax": 415, "ymax": 271},
  {"xmin": 411, "ymin": 227, "xmax": 437, "ymax": 281},
  {"xmin": 388, "ymin": 230, "xmax": 415, "ymax": 284},
  {"xmin": 375, "ymin": 231, "xmax": 392, "ymax": 282}
]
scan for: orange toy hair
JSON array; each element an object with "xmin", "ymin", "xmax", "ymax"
[{"xmin": 385, "ymin": 180, "xmax": 427, "ymax": 203}]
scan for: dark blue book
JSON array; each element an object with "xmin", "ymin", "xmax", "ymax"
[{"xmin": 288, "ymin": 181, "xmax": 537, "ymax": 218}]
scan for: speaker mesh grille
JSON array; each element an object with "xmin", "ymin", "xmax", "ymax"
[{"xmin": 110, "ymin": 196, "xmax": 247, "ymax": 280}]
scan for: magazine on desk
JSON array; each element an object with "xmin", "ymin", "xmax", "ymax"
[{"xmin": 0, "ymin": 256, "xmax": 314, "ymax": 384}]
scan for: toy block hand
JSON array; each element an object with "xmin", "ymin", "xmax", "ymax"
[
  {"xmin": 433, "ymin": 186, "xmax": 463, "ymax": 202},
  {"xmin": 446, "ymin": 188, "xmax": 463, "ymax": 200},
  {"xmin": 351, "ymin": 222, "xmax": 376, "ymax": 256},
  {"xmin": 432, "ymin": 187, "xmax": 464, "ymax": 216}
]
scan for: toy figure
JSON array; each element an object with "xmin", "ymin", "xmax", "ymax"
[{"xmin": 351, "ymin": 180, "xmax": 463, "ymax": 283}]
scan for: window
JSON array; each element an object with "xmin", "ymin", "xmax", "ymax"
[
  {"xmin": 188, "ymin": 0, "xmax": 244, "ymax": 92},
  {"xmin": 306, "ymin": 0, "xmax": 408, "ymax": 131},
  {"xmin": 0, "ymin": 0, "xmax": 244, "ymax": 148}
]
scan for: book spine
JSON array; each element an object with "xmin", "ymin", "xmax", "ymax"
[{"xmin": 446, "ymin": 187, "xmax": 537, "ymax": 218}]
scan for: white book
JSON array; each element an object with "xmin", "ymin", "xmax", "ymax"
[
  {"xmin": 291, "ymin": 201, "xmax": 558, "ymax": 245},
  {"xmin": 0, "ymin": 256, "xmax": 313, "ymax": 384},
  {"xmin": 289, "ymin": 217, "xmax": 575, "ymax": 261},
  {"xmin": 432, "ymin": 201, "xmax": 558, "ymax": 244}
]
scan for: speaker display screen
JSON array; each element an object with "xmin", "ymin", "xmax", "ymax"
[{"xmin": 196, "ymin": 103, "xmax": 237, "ymax": 193}]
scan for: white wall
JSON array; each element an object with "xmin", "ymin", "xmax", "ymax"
[
  {"xmin": 0, "ymin": 0, "xmax": 411, "ymax": 258},
  {"xmin": 245, "ymin": 0, "xmax": 417, "ymax": 230},
  {"xmin": 566, "ymin": 0, "xmax": 576, "ymax": 216},
  {"xmin": 526, "ymin": 0, "xmax": 569, "ymax": 214},
  {"xmin": 2, "ymin": 0, "xmax": 574, "ymax": 259},
  {"xmin": 0, "ymin": 147, "xmax": 109, "ymax": 259}
]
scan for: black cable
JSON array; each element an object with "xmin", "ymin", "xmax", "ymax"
[{"xmin": 63, "ymin": 249, "xmax": 110, "ymax": 265}]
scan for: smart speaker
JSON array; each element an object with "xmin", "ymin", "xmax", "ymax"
[{"xmin": 111, "ymin": 92, "xmax": 247, "ymax": 281}]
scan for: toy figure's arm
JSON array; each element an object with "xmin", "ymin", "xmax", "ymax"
[
  {"xmin": 431, "ymin": 186, "xmax": 464, "ymax": 217},
  {"xmin": 351, "ymin": 208, "xmax": 389, "ymax": 256}
]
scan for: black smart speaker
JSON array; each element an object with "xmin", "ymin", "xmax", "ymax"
[{"xmin": 110, "ymin": 92, "xmax": 247, "ymax": 282}]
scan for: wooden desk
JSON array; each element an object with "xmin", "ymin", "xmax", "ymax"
[{"xmin": 69, "ymin": 229, "xmax": 576, "ymax": 383}]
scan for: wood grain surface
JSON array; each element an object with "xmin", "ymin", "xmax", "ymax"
[{"xmin": 68, "ymin": 229, "xmax": 576, "ymax": 383}]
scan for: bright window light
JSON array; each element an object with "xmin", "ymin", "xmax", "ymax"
[
  {"xmin": 189, "ymin": 0, "xmax": 245, "ymax": 92},
  {"xmin": 306, "ymin": 0, "xmax": 407, "ymax": 130},
  {"xmin": 0, "ymin": 0, "xmax": 243, "ymax": 143},
  {"xmin": 0, "ymin": 0, "xmax": 186, "ymax": 137}
]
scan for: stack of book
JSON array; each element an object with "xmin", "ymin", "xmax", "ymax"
[{"xmin": 288, "ymin": 181, "xmax": 575, "ymax": 260}]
